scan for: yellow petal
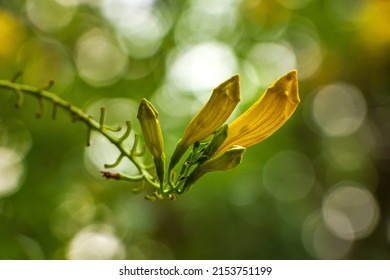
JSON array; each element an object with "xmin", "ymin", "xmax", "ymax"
[
  {"xmin": 218, "ymin": 70, "xmax": 300, "ymax": 152},
  {"xmin": 181, "ymin": 74, "xmax": 240, "ymax": 147},
  {"xmin": 169, "ymin": 75, "xmax": 240, "ymax": 169}
]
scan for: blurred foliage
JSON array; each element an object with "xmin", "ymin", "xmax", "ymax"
[{"xmin": 1, "ymin": 0, "xmax": 390, "ymax": 260}]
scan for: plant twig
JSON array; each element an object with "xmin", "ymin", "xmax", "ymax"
[{"xmin": 0, "ymin": 79, "xmax": 162, "ymax": 196}]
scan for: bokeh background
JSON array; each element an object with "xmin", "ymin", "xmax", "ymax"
[{"xmin": 1, "ymin": 0, "xmax": 390, "ymax": 260}]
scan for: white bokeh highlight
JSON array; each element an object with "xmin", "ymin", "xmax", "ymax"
[
  {"xmin": 323, "ymin": 182, "xmax": 379, "ymax": 240},
  {"xmin": 67, "ymin": 224, "xmax": 125, "ymax": 259},
  {"xmin": 311, "ymin": 83, "xmax": 367, "ymax": 137},
  {"xmin": 167, "ymin": 42, "xmax": 238, "ymax": 94},
  {"xmin": 75, "ymin": 29, "xmax": 128, "ymax": 86},
  {"xmin": 0, "ymin": 147, "xmax": 24, "ymax": 197}
]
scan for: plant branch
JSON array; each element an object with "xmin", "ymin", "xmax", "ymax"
[{"xmin": 0, "ymin": 79, "xmax": 161, "ymax": 193}]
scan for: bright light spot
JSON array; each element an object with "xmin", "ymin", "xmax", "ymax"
[
  {"xmin": 55, "ymin": 0, "xmax": 80, "ymax": 7},
  {"xmin": 245, "ymin": 42, "xmax": 297, "ymax": 88},
  {"xmin": 175, "ymin": 0, "xmax": 239, "ymax": 43},
  {"xmin": 287, "ymin": 21, "xmax": 323, "ymax": 79},
  {"xmin": 323, "ymin": 183, "xmax": 379, "ymax": 240},
  {"xmin": 167, "ymin": 42, "xmax": 238, "ymax": 93},
  {"xmin": 67, "ymin": 224, "xmax": 125, "ymax": 259},
  {"xmin": 26, "ymin": 0, "xmax": 76, "ymax": 32},
  {"xmin": 75, "ymin": 29, "xmax": 128, "ymax": 86},
  {"xmin": 263, "ymin": 151, "xmax": 315, "ymax": 201},
  {"xmin": 311, "ymin": 83, "xmax": 367, "ymax": 137},
  {"xmin": 0, "ymin": 147, "xmax": 24, "ymax": 197},
  {"xmin": 190, "ymin": 0, "xmax": 241, "ymax": 11},
  {"xmin": 100, "ymin": 0, "xmax": 167, "ymax": 58},
  {"xmin": 302, "ymin": 211, "xmax": 353, "ymax": 259},
  {"xmin": 85, "ymin": 98, "xmax": 139, "ymax": 125},
  {"xmin": 313, "ymin": 223, "xmax": 353, "ymax": 259},
  {"xmin": 84, "ymin": 98, "xmax": 140, "ymax": 177},
  {"xmin": 85, "ymin": 134, "xmax": 138, "ymax": 176},
  {"xmin": 153, "ymin": 84, "xmax": 196, "ymax": 119}
]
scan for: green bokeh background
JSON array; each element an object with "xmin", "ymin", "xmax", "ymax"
[{"xmin": 1, "ymin": 0, "xmax": 390, "ymax": 260}]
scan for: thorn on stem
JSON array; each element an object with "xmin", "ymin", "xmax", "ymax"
[
  {"xmin": 40, "ymin": 80, "xmax": 55, "ymax": 90},
  {"xmin": 36, "ymin": 97, "xmax": 45, "ymax": 119},
  {"xmin": 104, "ymin": 125, "xmax": 122, "ymax": 132},
  {"xmin": 118, "ymin": 121, "xmax": 132, "ymax": 143},
  {"xmin": 104, "ymin": 154, "xmax": 124, "ymax": 168},
  {"xmin": 131, "ymin": 133, "xmax": 139, "ymax": 155},
  {"xmin": 86, "ymin": 127, "xmax": 92, "ymax": 146},
  {"xmin": 14, "ymin": 88, "xmax": 24, "ymax": 108},
  {"xmin": 99, "ymin": 107, "xmax": 106, "ymax": 128}
]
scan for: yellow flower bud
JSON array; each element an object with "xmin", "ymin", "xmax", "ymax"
[
  {"xmin": 137, "ymin": 98, "xmax": 165, "ymax": 182},
  {"xmin": 170, "ymin": 75, "xmax": 240, "ymax": 169},
  {"xmin": 217, "ymin": 70, "xmax": 300, "ymax": 153}
]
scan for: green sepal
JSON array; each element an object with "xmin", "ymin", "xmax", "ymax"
[
  {"xmin": 181, "ymin": 145, "xmax": 245, "ymax": 193},
  {"xmin": 197, "ymin": 124, "xmax": 228, "ymax": 164}
]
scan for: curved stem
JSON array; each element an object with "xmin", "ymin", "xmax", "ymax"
[{"xmin": 0, "ymin": 79, "xmax": 160, "ymax": 190}]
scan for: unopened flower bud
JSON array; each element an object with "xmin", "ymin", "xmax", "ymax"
[{"xmin": 137, "ymin": 98, "xmax": 165, "ymax": 183}]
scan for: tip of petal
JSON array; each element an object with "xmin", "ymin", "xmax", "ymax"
[
  {"xmin": 214, "ymin": 74, "xmax": 241, "ymax": 103},
  {"xmin": 272, "ymin": 70, "xmax": 300, "ymax": 104},
  {"xmin": 285, "ymin": 69, "xmax": 297, "ymax": 80},
  {"xmin": 287, "ymin": 70, "xmax": 300, "ymax": 104}
]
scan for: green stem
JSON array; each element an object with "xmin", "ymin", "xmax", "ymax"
[
  {"xmin": 175, "ymin": 147, "xmax": 198, "ymax": 194},
  {"xmin": 0, "ymin": 79, "xmax": 159, "ymax": 189}
]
